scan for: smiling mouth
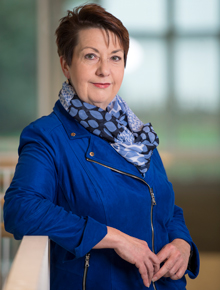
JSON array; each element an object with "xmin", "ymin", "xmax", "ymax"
[{"xmin": 92, "ymin": 83, "xmax": 111, "ymax": 89}]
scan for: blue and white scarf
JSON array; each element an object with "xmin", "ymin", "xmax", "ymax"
[{"xmin": 59, "ymin": 81, "xmax": 159, "ymax": 175}]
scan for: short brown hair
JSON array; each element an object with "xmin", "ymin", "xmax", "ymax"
[{"xmin": 55, "ymin": 3, "xmax": 129, "ymax": 66}]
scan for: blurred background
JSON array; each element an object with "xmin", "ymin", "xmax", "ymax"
[{"xmin": 0, "ymin": 0, "xmax": 219, "ymax": 289}]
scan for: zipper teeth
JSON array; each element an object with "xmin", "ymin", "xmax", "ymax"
[
  {"xmin": 86, "ymin": 158, "xmax": 151, "ymax": 188},
  {"xmin": 83, "ymin": 253, "xmax": 90, "ymax": 290},
  {"xmin": 151, "ymin": 205, "xmax": 155, "ymax": 253},
  {"xmin": 151, "ymin": 204, "xmax": 156, "ymax": 290},
  {"xmin": 86, "ymin": 158, "xmax": 157, "ymax": 290}
]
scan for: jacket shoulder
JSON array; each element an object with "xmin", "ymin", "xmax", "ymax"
[
  {"xmin": 18, "ymin": 112, "xmax": 63, "ymax": 154},
  {"xmin": 25, "ymin": 112, "xmax": 62, "ymax": 134}
]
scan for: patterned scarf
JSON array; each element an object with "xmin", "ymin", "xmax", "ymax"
[{"xmin": 59, "ymin": 81, "xmax": 159, "ymax": 175}]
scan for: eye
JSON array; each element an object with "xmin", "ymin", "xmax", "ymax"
[
  {"xmin": 111, "ymin": 55, "xmax": 122, "ymax": 62},
  {"xmin": 85, "ymin": 53, "xmax": 96, "ymax": 60}
]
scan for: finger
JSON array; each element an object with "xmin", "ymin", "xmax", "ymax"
[
  {"xmin": 156, "ymin": 244, "xmax": 173, "ymax": 263},
  {"xmin": 149, "ymin": 252, "xmax": 160, "ymax": 265},
  {"xmin": 138, "ymin": 264, "xmax": 150, "ymax": 288},
  {"xmin": 144, "ymin": 259, "xmax": 154, "ymax": 284},
  {"xmin": 153, "ymin": 261, "xmax": 160, "ymax": 275},
  {"xmin": 149, "ymin": 254, "xmax": 160, "ymax": 276},
  {"xmin": 169, "ymin": 266, "xmax": 186, "ymax": 280},
  {"xmin": 152, "ymin": 258, "xmax": 176, "ymax": 282},
  {"xmin": 163, "ymin": 262, "xmax": 181, "ymax": 278},
  {"xmin": 157, "ymin": 257, "xmax": 183, "ymax": 280},
  {"xmin": 170, "ymin": 258, "xmax": 188, "ymax": 280},
  {"xmin": 152, "ymin": 267, "xmax": 167, "ymax": 282}
]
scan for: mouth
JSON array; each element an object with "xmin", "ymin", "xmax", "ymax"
[{"xmin": 92, "ymin": 83, "xmax": 111, "ymax": 89}]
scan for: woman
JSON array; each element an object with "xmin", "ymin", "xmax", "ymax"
[{"xmin": 4, "ymin": 4, "xmax": 199, "ymax": 290}]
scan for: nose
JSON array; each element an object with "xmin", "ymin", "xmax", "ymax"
[{"xmin": 96, "ymin": 60, "xmax": 110, "ymax": 77}]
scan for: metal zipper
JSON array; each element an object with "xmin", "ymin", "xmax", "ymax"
[
  {"xmin": 150, "ymin": 187, "xmax": 156, "ymax": 253},
  {"xmin": 82, "ymin": 253, "xmax": 90, "ymax": 290},
  {"xmin": 149, "ymin": 188, "xmax": 157, "ymax": 290},
  {"xmin": 86, "ymin": 158, "xmax": 157, "ymax": 289}
]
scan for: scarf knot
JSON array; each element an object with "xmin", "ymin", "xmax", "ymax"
[{"xmin": 59, "ymin": 81, "xmax": 159, "ymax": 175}]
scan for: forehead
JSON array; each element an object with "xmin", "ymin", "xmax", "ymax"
[{"xmin": 76, "ymin": 28, "xmax": 123, "ymax": 51}]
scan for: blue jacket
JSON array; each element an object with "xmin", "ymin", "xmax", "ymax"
[{"xmin": 4, "ymin": 100, "xmax": 199, "ymax": 290}]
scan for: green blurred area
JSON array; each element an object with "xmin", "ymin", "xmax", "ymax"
[{"xmin": 0, "ymin": 0, "xmax": 37, "ymax": 135}]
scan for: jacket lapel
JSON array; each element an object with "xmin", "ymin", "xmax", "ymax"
[{"xmin": 53, "ymin": 100, "xmax": 144, "ymax": 179}]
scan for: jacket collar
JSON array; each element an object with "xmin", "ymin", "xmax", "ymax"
[
  {"xmin": 53, "ymin": 100, "xmax": 147, "ymax": 180},
  {"xmin": 53, "ymin": 100, "xmax": 91, "ymax": 140}
]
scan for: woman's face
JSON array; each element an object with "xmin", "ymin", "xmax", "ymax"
[{"xmin": 60, "ymin": 28, "xmax": 125, "ymax": 110}]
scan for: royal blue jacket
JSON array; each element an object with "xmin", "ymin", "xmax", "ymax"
[{"xmin": 4, "ymin": 100, "xmax": 199, "ymax": 290}]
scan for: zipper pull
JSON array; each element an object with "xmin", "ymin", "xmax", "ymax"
[
  {"xmin": 85, "ymin": 253, "xmax": 90, "ymax": 267},
  {"xmin": 150, "ymin": 188, "xmax": 156, "ymax": 205}
]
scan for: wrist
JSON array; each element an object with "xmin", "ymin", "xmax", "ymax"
[{"xmin": 93, "ymin": 226, "xmax": 124, "ymax": 250}]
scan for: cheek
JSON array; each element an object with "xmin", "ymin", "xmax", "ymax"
[
  {"xmin": 76, "ymin": 67, "xmax": 93, "ymax": 84},
  {"xmin": 70, "ymin": 71, "xmax": 86, "ymax": 91},
  {"xmin": 115, "ymin": 70, "xmax": 124, "ymax": 86},
  {"xmin": 70, "ymin": 61, "xmax": 85, "ymax": 79}
]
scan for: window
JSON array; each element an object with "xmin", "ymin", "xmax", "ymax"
[
  {"xmin": 100, "ymin": 0, "xmax": 220, "ymax": 180},
  {"xmin": 1, "ymin": 0, "xmax": 219, "ymax": 180}
]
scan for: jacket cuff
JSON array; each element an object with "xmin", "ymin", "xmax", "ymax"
[
  {"xmin": 73, "ymin": 216, "xmax": 107, "ymax": 258},
  {"xmin": 186, "ymin": 242, "xmax": 200, "ymax": 279}
]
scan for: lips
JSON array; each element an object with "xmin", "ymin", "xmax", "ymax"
[{"xmin": 92, "ymin": 83, "xmax": 111, "ymax": 89}]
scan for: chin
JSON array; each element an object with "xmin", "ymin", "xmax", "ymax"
[{"xmin": 89, "ymin": 96, "xmax": 113, "ymax": 108}]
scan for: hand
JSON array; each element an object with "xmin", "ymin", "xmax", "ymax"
[
  {"xmin": 115, "ymin": 233, "xmax": 160, "ymax": 288},
  {"xmin": 152, "ymin": 239, "xmax": 191, "ymax": 282},
  {"xmin": 93, "ymin": 227, "xmax": 160, "ymax": 288}
]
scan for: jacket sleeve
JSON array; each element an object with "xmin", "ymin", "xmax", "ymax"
[
  {"xmin": 152, "ymin": 149, "xmax": 200, "ymax": 279},
  {"xmin": 3, "ymin": 123, "xmax": 107, "ymax": 259}
]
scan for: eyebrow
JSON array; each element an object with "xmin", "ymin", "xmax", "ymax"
[
  {"xmin": 81, "ymin": 46, "xmax": 99, "ymax": 53},
  {"xmin": 112, "ymin": 49, "xmax": 124, "ymax": 54},
  {"xmin": 81, "ymin": 47, "xmax": 123, "ymax": 54}
]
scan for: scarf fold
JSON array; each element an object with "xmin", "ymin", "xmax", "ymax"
[{"xmin": 59, "ymin": 81, "xmax": 159, "ymax": 175}]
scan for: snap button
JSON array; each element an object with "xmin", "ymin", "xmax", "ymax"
[
  {"xmin": 71, "ymin": 132, "xmax": 76, "ymax": 137},
  {"xmin": 89, "ymin": 152, "xmax": 95, "ymax": 157}
]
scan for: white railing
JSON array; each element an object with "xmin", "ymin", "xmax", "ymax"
[
  {"xmin": 0, "ymin": 167, "xmax": 50, "ymax": 289},
  {"xmin": 0, "ymin": 166, "xmax": 17, "ymax": 286},
  {"xmin": 3, "ymin": 236, "xmax": 50, "ymax": 290}
]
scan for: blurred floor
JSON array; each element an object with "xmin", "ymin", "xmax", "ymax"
[
  {"xmin": 186, "ymin": 252, "xmax": 220, "ymax": 290},
  {"xmin": 174, "ymin": 180, "xmax": 220, "ymax": 252},
  {"xmin": 174, "ymin": 181, "xmax": 220, "ymax": 289}
]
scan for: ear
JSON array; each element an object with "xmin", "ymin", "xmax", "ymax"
[{"xmin": 60, "ymin": 56, "xmax": 70, "ymax": 79}]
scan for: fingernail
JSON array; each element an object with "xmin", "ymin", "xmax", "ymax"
[{"xmin": 152, "ymin": 277, "xmax": 157, "ymax": 282}]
